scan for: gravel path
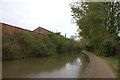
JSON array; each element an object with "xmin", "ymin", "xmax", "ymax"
[{"xmin": 82, "ymin": 51, "xmax": 116, "ymax": 78}]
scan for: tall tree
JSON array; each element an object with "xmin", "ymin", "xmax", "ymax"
[
  {"xmin": 71, "ymin": 1, "xmax": 120, "ymax": 56},
  {"xmin": 105, "ymin": 2, "xmax": 120, "ymax": 41}
]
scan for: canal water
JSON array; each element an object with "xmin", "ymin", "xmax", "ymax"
[{"xmin": 2, "ymin": 52, "xmax": 89, "ymax": 78}]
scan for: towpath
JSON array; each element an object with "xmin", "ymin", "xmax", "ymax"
[{"xmin": 82, "ymin": 51, "xmax": 116, "ymax": 78}]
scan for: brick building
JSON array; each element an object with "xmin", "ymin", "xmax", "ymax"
[
  {"xmin": 33, "ymin": 27, "xmax": 52, "ymax": 34},
  {"xmin": 1, "ymin": 23, "xmax": 53, "ymax": 38}
]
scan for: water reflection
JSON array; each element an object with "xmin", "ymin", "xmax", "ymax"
[
  {"xmin": 26, "ymin": 58, "xmax": 81, "ymax": 78},
  {"xmin": 65, "ymin": 63, "xmax": 70, "ymax": 68},
  {"xmin": 3, "ymin": 52, "xmax": 89, "ymax": 78},
  {"xmin": 77, "ymin": 58, "xmax": 81, "ymax": 63}
]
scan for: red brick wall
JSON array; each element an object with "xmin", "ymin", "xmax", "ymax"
[
  {"xmin": 2, "ymin": 23, "xmax": 44, "ymax": 38},
  {"xmin": 2, "ymin": 23, "xmax": 48, "ymax": 52}
]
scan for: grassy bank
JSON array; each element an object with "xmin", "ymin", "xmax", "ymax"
[{"xmin": 100, "ymin": 56, "xmax": 118, "ymax": 78}]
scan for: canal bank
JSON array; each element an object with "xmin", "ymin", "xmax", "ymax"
[{"xmin": 82, "ymin": 51, "xmax": 116, "ymax": 78}]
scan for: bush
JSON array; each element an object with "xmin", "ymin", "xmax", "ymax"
[
  {"xmin": 35, "ymin": 43, "xmax": 50, "ymax": 56},
  {"xmin": 45, "ymin": 33, "xmax": 66, "ymax": 53},
  {"xmin": 3, "ymin": 30, "xmax": 81, "ymax": 59},
  {"xmin": 3, "ymin": 45, "xmax": 20, "ymax": 59},
  {"xmin": 101, "ymin": 41, "xmax": 115, "ymax": 57}
]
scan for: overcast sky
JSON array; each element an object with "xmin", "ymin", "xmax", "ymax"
[{"xmin": 0, "ymin": 0, "xmax": 79, "ymax": 38}]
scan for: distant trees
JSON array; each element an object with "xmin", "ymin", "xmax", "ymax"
[{"xmin": 71, "ymin": 1, "xmax": 120, "ymax": 56}]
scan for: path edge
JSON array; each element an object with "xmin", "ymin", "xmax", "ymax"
[{"xmin": 81, "ymin": 51, "xmax": 93, "ymax": 78}]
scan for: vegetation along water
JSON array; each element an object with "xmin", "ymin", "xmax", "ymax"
[{"xmin": 2, "ymin": 29, "xmax": 81, "ymax": 60}]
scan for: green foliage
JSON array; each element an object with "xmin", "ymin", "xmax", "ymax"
[
  {"xmin": 3, "ymin": 30, "xmax": 81, "ymax": 59},
  {"xmin": 35, "ymin": 43, "xmax": 50, "ymax": 56},
  {"xmin": 45, "ymin": 33, "xmax": 77, "ymax": 53},
  {"xmin": 54, "ymin": 32, "xmax": 61, "ymax": 35},
  {"xmin": 3, "ymin": 44, "xmax": 20, "ymax": 59},
  {"xmin": 101, "ymin": 41, "xmax": 115, "ymax": 57},
  {"xmin": 71, "ymin": 2, "xmax": 119, "ymax": 57}
]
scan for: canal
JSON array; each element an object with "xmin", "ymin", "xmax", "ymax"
[{"xmin": 2, "ymin": 52, "xmax": 89, "ymax": 78}]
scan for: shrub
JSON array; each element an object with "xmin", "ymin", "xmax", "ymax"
[
  {"xmin": 35, "ymin": 43, "xmax": 50, "ymax": 56},
  {"xmin": 101, "ymin": 41, "xmax": 115, "ymax": 57},
  {"xmin": 3, "ymin": 45, "xmax": 20, "ymax": 59},
  {"xmin": 3, "ymin": 30, "xmax": 81, "ymax": 59}
]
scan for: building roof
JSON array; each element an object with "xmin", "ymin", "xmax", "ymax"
[
  {"xmin": 1, "ymin": 23, "xmax": 53, "ymax": 33},
  {"xmin": 1, "ymin": 22, "xmax": 33, "ymax": 33},
  {"xmin": 33, "ymin": 27, "xmax": 53, "ymax": 33}
]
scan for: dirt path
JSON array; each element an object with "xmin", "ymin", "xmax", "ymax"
[{"xmin": 82, "ymin": 51, "xmax": 116, "ymax": 78}]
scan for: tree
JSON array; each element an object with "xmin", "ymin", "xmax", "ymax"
[{"xmin": 71, "ymin": 1, "xmax": 120, "ymax": 56}]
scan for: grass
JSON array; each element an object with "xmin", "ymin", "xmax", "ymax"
[{"xmin": 100, "ymin": 55, "xmax": 118, "ymax": 78}]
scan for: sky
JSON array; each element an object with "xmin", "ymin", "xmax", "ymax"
[{"xmin": 0, "ymin": 0, "xmax": 79, "ymax": 38}]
